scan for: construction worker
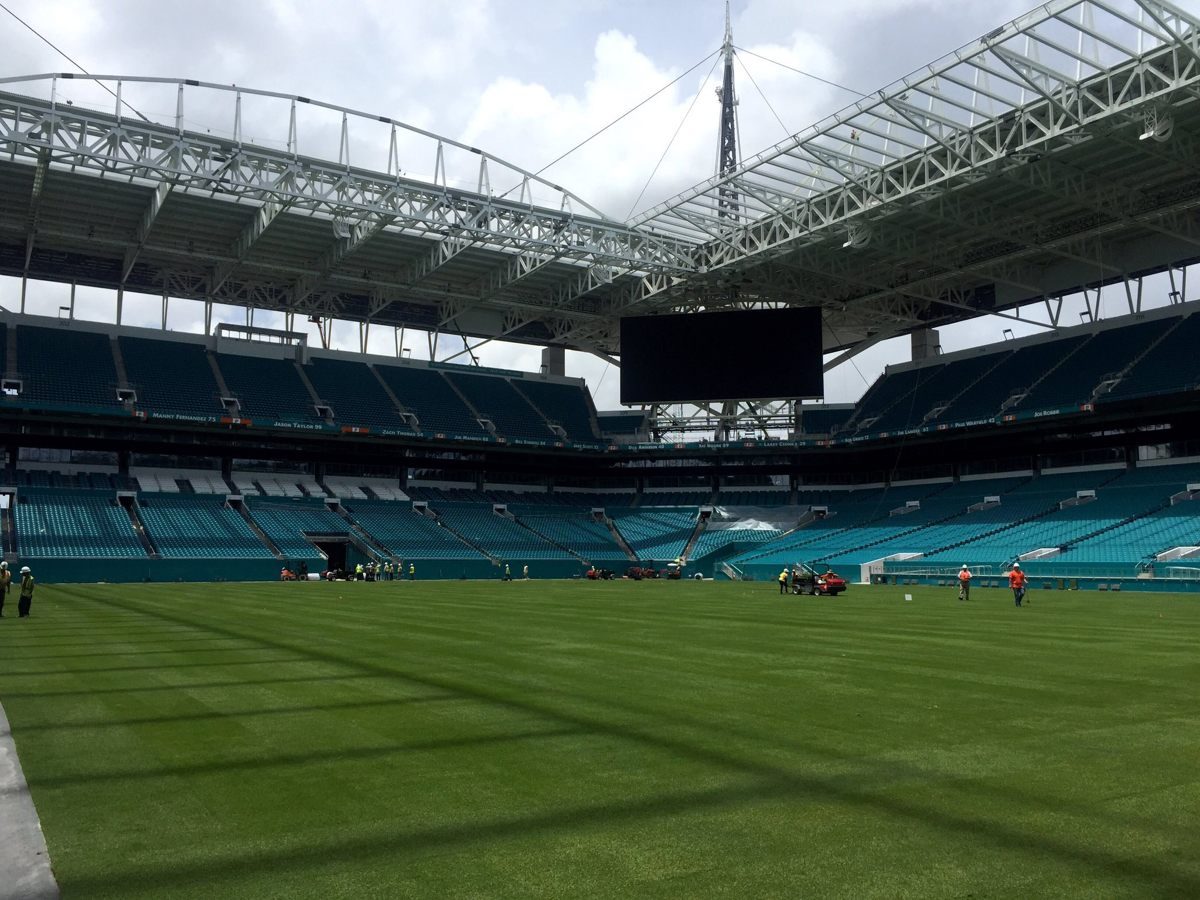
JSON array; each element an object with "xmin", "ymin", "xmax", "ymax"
[
  {"xmin": 503, "ymin": 563, "xmax": 512, "ymax": 581},
  {"xmin": 408, "ymin": 562, "xmax": 415, "ymax": 581},
  {"xmin": 778, "ymin": 568, "xmax": 789, "ymax": 595},
  {"xmin": 0, "ymin": 561, "xmax": 9, "ymax": 617},
  {"xmin": 958, "ymin": 564, "xmax": 972, "ymax": 601},
  {"xmin": 1008, "ymin": 562, "xmax": 1027, "ymax": 607},
  {"xmin": 17, "ymin": 566, "xmax": 34, "ymax": 617}
]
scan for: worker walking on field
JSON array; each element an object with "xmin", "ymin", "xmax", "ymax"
[
  {"xmin": 778, "ymin": 568, "xmax": 789, "ymax": 594},
  {"xmin": 408, "ymin": 562, "xmax": 415, "ymax": 581},
  {"xmin": 17, "ymin": 566, "xmax": 34, "ymax": 617},
  {"xmin": 1008, "ymin": 562, "xmax": 1027, "ymax": 607},
  {"xmin": 958, "ymin": 564, "xmax": 972, "ymax": 601}
]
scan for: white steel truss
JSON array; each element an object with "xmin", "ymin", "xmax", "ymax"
[
  {"xmin": 633, "ymin": 0, "xmax": 1200, "ymax": 248},
  {"xmin": 0, "ymin": 0, "xmax": 1198, "ymax": 373}
]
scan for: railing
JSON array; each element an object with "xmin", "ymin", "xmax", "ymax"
[{"xmin": 718, "ymin": 560, "xmax": 744, "ymax": 581}]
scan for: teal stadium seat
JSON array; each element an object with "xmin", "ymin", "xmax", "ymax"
[
  {"xmin": 511, "ymin": 379, "xmax": 601, "ymax": 444},
  {"xmin": 15, "ymin": 326, "xmax": 122, "ymax": 412},
  {"xmin": 444, "ymin": 371, "xmax": 556, "ymax": 443},
  {"xmin": 15, "ymin": 488, "xmax": 144, "ymax": 558},
  {"xmin": 136, "ymin": 493, "xmax": 275, "ymax": 559},
  {"xmin": 121, "ymin": 337, "xmax": 223, "ymax": 419},
  {"xmin": 215, "ymin": 353, "xmax": 320, "ymax": 424},
  {"xmin": 306, "ymin": 357, "xmax": 414, "ymax": 433},
  {"xmin": 373, "ymin": 366, "xmax": 486, "ymax": 438}
]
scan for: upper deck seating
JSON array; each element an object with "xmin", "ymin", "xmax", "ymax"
[
  {"xmin": 306, "ymin": 357, "xmax": 413, "ymax": 432},
  {"xmin": 215, "ymin": 353, "xmax": 320, "ymax": 424},
  {"xmin": 444, "ymin": 371, "xmax": 555, "ymax": 443},
  {"xmin": 121, "ymin": 337, "xmax": 223, "ymax": 418},
  {"xmin": 373, "ymin": 366, "xmax": 486, "ymax": 437},
  {"xmin": 14, "ymin": 325, "xmax": 121, "ymax": 411},
  {"xmin": 514, "ymin": 379, "xmax": 599, "ymax": 443}
]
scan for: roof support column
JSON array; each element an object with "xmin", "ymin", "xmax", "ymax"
[
  {"xmin": 541, "ymin": 346, "xmax": 565, "ymax": 377},
  {"xmin": 911, "ymin": 328, "xmax": 940, "ymax": 362}
]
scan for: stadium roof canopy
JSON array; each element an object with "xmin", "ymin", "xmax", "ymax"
[{"xmin": 1, "ymin": 0, "xmax": 1200, "ymax": 362}]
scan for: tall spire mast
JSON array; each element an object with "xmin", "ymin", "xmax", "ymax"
[
  {"xmin": 715, "ymin": 2, "xmax": 744, "ymax": 442},
  {"xmin": 716, "ymin": 0, "xmax": 740, "ymax": 220}
]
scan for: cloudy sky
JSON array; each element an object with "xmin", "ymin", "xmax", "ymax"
[{"xmin": 0, "ymin": 0, "xmax": 1162, "ymax": 410}]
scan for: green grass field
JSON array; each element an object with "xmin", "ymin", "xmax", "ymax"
[{"xmin": 3, "ymin": 580, "xmax": 1198, "ymax": 899}]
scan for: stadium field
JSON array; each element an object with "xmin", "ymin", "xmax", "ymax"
[{"xmin": 3, "ymin": 580, "xmax": 1198, "ymax": 899}]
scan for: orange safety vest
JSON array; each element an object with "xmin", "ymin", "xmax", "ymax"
[{"xmin": 1008, "ymin": 569, "xmax": 1026, "ymax": 589}]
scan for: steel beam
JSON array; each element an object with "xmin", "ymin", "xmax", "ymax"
[{"xmin": 122, "ymin": 181, "xmax": 173, "ymax": 283}]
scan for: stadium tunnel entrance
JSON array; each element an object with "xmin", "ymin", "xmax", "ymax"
[{"xmin": 311, "ymin": 538, "xmax": 347, "ymax": 571}]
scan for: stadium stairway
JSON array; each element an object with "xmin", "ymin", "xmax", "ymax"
[
  {"xmin": 367, "ymin": 365, "xmax": 420, "ymax": 429},
  {"xmin": 1095, "ymin": 313, "xmax": 1191, "ymax": 404},
  {"xmin": 999, "ymin": 330, "xmax": 1095, "ymax": 413},
  {"xmin": 109, "ymin": 335, "xmax": 130, "ymax": 394},
  {"xmin": 292, "ymin": 362, "xmax": 332, "ymax": 424},
  {"xmin": 816, "ymin": 500, "xmax": 976, "ymax": 564},
  {"xmin": 2, "ymin": 492, "xmax": 17, "ymax": 559},
  {"xmin": 1057, "ymin": 495, "xmax": 1173, "ymax": 556},
  {"xmin": 507, "ymin": 380, "xmax": 567, "ymax": 442},
  {"xmin": 424, "ymin": 505, "xmax": 500, "ymax": 564},
  {"xmin": 206, "ymin": 352, "xmax": 233, "ymax": 400},
  {"xmin": 679, "ymin": 514, "xmax": 709, "ymax": 563},
  {"xmin": 502, "ymin": 509, "xmax": 588, "ymax": 563},
  {"xmin": 603, "ymin": 515, "xmax": 638, "ymax": 561},
  {"xmin": 231, "ymin": 499, "xmax": 284, "ymax": 558},
  {"xmin": 441, "ymin": 374, "xmax": 492, "ymax": 437},
  {"xmin": 122, "ymin": 496, "xmax": 160, "ymax": 558},
  {"xmin": 921, "ymin": 469, "xmax": 1128, "ymax": 561},
  {"xmin": 332, "ymin": 504, "xmax": 395, "ymax": 562},
  {"xmin": 925, "ymin": 351, "xmax": 1013, "ymax": 426},
  {"xmin": 924, "ymin": 502, "xmax": 1061, "ymax": 560}
]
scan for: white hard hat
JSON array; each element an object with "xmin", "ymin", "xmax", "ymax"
[
  {"xmin": 961, "ymin": 564, "xmax": 968, "ymax": 569},
  {"xmin": 1013, "ymin": 562, "xmax": 1020, "ymax": 568},
  {"xmin": 0, "ymin": 561, "xmax": 7, "ymax": 569},
  {"xmin": 20, "ymin": 566, "xmax": 30, "ymax": 574}
]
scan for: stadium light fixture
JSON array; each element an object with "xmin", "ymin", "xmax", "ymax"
[{"xmin": 1140, "ymin": 109, "xmax": 1173, "ymax": 142}]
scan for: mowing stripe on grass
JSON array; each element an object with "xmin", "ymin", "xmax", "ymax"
[{"xmin": 3, "ymin": 581, "xmax": 1198, "ymax": 899}]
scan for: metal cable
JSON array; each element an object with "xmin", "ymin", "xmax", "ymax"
[
  {"xmin": 626, "ymin": 52, "xmax": 723, "ymax": 220},
  {"xmin": 509, "ymin": 46, "xmax": 723, "ymax": 193},
  {"xmin": 0, "ymin": 1, "xmax": 151, "ymax": 122},
  {"xmin": 734, "ymin": 51, "xmax": 791, "ymax": 138},
  {"xmin": 732, "ymin": 45, "xmax": 869, "ymax": 99}
]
